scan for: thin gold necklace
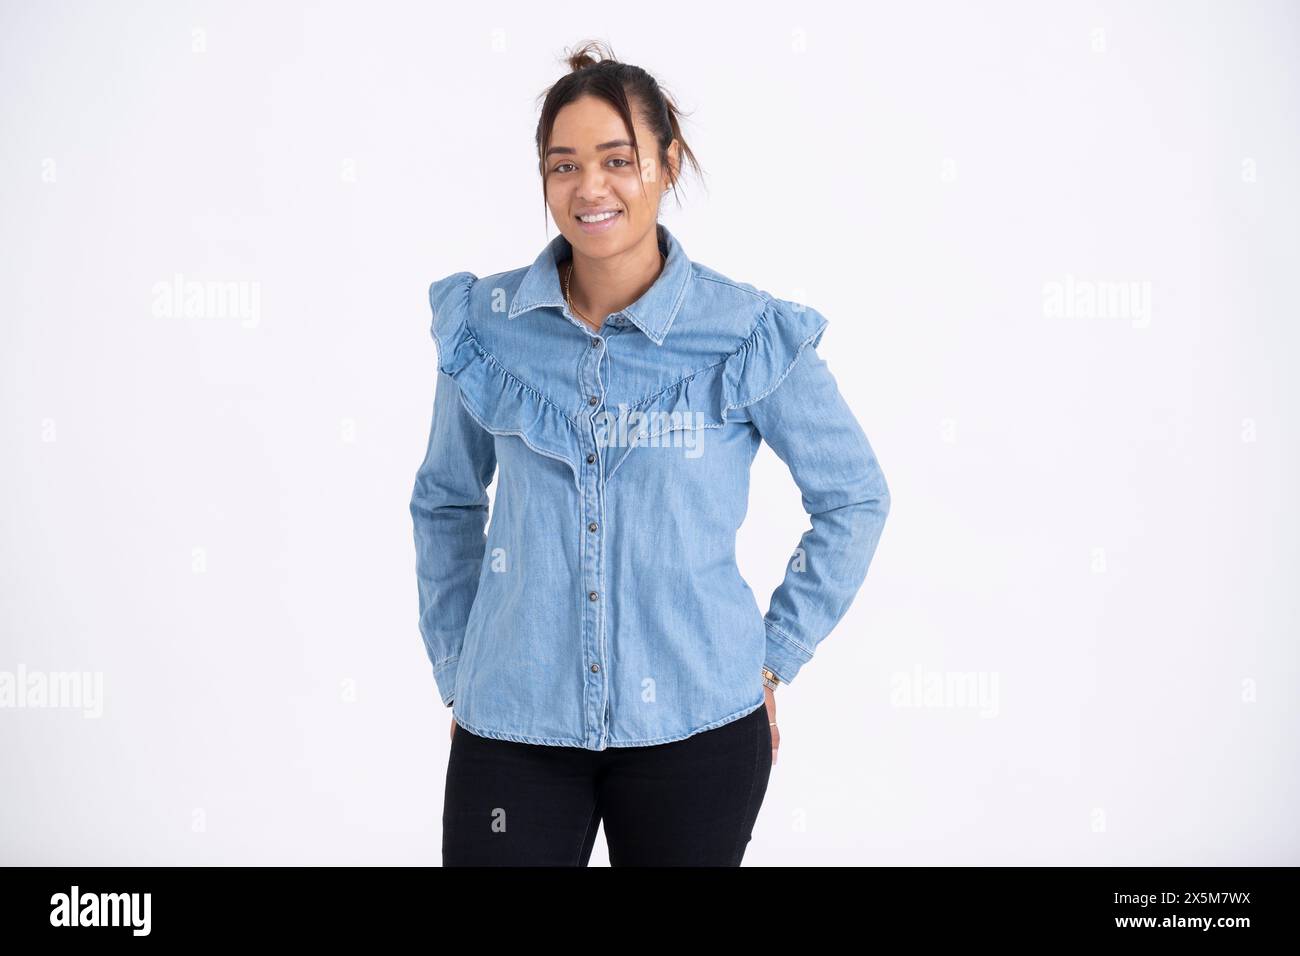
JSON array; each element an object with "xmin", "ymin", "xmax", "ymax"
[{"xmin": 564, "ymin": 251, "xmax": 666, "ymax": 331}]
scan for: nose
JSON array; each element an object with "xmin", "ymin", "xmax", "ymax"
[{"xmin": 577, "ymin": 166, "xmax": 610, "ymax": 202}]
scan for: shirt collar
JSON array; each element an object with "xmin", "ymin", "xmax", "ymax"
[{"xmin": 507, "ymin": 222, "xmax": 693, "ymax": 345}]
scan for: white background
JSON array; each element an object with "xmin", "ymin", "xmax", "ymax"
[{"xmin": 1, "ymin": 1, "xmax": 1296, "ymax": 865}]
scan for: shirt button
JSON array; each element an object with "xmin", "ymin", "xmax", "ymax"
[
  {"xmin": 591, "ymin": 338, "xmax": 602, "ymax": 348},
  {"xmin": 586, "ymin": 453, "xmax": 596, "ymax": 463},
  {"xmin": 588, "ymin": 395, "xmax": 598, "ymax": 406},
  {"xmin": 588, "ymin": 521, "xmax": 598, "ymax": 532},
  {"xmin": 590, "ymin": 663, "xmax": 600, "ymax": 673},
  {"xmin": 588, "ymin": 591, "xmax": 598, "ymax": 601}
]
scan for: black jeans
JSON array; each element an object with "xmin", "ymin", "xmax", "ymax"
[{"xmin": 442, "ymin": 702, "xmax": 773, "ymax": 866}]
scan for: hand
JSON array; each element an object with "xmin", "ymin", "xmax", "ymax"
[{"xmin": 763, "ymin": 685, "xmax": 780, "ymax": 765}]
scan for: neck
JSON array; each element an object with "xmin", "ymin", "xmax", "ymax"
[{"xmin": 563, "ymin": 231, "xmax": 664, "ymax": 330}]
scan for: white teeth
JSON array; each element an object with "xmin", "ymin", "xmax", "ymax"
[{"xmin": 578, "ymin": 210, "xmax": 620, "ymax": 223}]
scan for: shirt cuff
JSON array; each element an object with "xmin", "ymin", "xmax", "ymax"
[
  {"xmin": 433, "ymin": 656, "xmax": 459, "ymax": 708},
  {"xmin": 762, "ymin": 620, "xmax": 813, "ymax": 686}
]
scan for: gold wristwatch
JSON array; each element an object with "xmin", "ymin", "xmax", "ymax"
[{"xmin": 761, "ymin": 667, "xmax": 781, "ymax": 691}]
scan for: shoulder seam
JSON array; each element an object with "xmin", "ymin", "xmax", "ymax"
[{"xmin": 692, "ymin": 271, "xmax": 769, "ymax": 305}]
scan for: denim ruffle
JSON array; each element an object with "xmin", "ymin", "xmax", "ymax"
[
  {"xmin": 428, "ymin": 271, "xmax": 583, "ymax": 490},
  {"xmin": 601, "ymin": 294, "xmax": 830, "ymax": 477},
  {"xmin": 721, "ymin": 294, "xmax": 830, "ymax": 422},
  {"xmin": 429, "ymin": 274, "xmax": 828, "ymax": 485}
]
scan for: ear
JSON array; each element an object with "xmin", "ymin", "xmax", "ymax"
[{"xmin": 665, "ymin": 138, "xmax": 682, "ymax": 187}]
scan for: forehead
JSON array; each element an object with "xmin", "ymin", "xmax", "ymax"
[{"xmin": 550, "ymin": 95, "xmax": 652, "ymax": 147}]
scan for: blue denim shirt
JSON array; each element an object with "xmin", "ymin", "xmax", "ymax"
[{"xmin": 411, "ymin": 223, "xmax": 890, "ymax": 750}]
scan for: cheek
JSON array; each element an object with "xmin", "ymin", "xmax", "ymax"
[{"xmin": 546, "ymin": 184, "xmax": 576, "ymax": 214}]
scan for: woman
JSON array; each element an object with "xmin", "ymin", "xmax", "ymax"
[{"xmin": 411, "ymin": 41, "xmax": 890, "ymax": 866}]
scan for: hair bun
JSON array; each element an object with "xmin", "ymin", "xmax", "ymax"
[{"xmin": 566, "ymin": 39, "xmax": 618, "ymax": 72}]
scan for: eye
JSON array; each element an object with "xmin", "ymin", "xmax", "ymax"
[
  {"xmin": 608, "ymin": 157, "xmax": 631, "ymax": 168},
  {"xmin": 553, "ymin": 162, "xmax": 576, "ymax": 174}
]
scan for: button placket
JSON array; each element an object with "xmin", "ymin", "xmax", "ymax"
[{"xmin": 578, "ymin": 332, "xmax": 610, "ymax": 748}]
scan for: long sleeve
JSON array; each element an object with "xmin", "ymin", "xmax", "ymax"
[
  {"xmin": 410, "ymin": 367, "xmax": 497, "ymax": 706},
  {"xmin": 743, "ymin": 341, "xmax": 891, "ymax": 685}
]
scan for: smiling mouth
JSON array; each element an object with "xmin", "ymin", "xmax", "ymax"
[{"xmin": 575, "ymin": 210, "xmax": 623, "ymax": 223}]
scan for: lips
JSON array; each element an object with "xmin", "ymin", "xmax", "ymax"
[
  {"xmin": 576, "ymin": 209, "xmax": 622, "ymax": 222},
  {"xmin": 574, "ymin": 208, "xmax": 624, "ymax": 235}
]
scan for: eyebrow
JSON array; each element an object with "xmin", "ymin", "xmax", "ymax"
[{"xmin": 545, "ymin": 139, "xmax": 633, "ymax": 158}]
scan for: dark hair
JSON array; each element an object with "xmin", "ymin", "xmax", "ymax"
[{"xmin": 534, "ymin": 40, "xmax": 704, "ymax": 230}]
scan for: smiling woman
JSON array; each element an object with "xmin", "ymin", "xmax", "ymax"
[
  {"xmin": 535, "ymin": 42, "xmax": 702, "ymax": 223},
  {"xmin": 414, "ymin": 39, "xmax": 891, "ymax": 867},
  {"xmin": 533, "ymin": 43, "xmax": 704, "ymax": 333}
]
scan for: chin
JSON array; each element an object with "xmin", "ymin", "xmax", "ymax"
[{"xmin": 567, "ymin": 228, "xmax": 634, "ymax": 254}]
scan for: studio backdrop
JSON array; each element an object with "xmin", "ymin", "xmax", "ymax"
[{"xmin": 1, "ymin": 0, "xmax": 1296, "ymax": 865}]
